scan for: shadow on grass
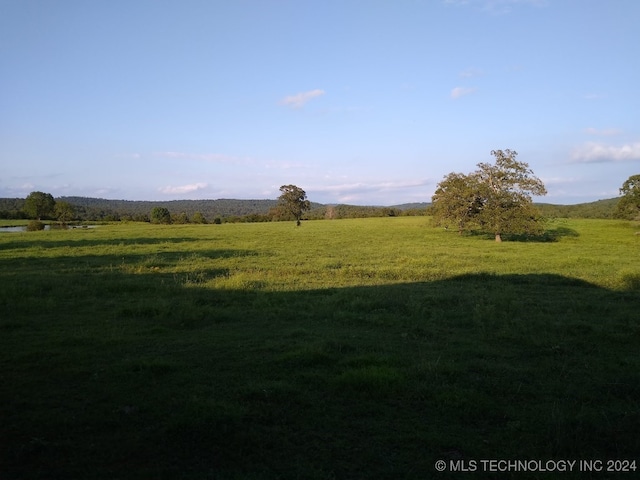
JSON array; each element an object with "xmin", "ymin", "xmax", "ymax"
[
  {"xmin": 0, "ymin": 236, "xmax": 212, "ymax": 251},
  {"xmin": 507, "ymin": 226, "xmax": 580, "ymax": 242},
  {"xmin": 463, "ymin": 226, "xmax": 580, "ymax": 242},
  {"xmin": 1, "ymin": 260, "xmax": 639, "ymax": 479}
]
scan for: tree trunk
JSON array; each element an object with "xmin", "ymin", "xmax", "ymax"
[{"xmin": 495, "ymin": 233, "xmax": 502, "ymax": 242}]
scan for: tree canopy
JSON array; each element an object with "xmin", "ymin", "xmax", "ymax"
[
  {"xmin": 278, "ymin": 185, "xmax": 311, "ymax": 226},
  {"xmin": 24, "ymin": 191, "xmax": 56, "ymax": 220},
  {"xmin": 150, "ymin": 207, "xmax": 171, "ymax": 224},
  {"xmin": 54, "ymin": 201, "xmax": 75, "ymax": 224},
  {"xmin": 432, "ymin": 150, "xmax": 547, "ymax": 241},
  {"xmin": 614, "ymin": 174, "xmax": 640, "ymax": 220},
  {"xmin": 431, "ymin": 172, "xmax": 483, "ymax": 234}
]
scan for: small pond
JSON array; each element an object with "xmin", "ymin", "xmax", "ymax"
[{"xmin": 0, "ymin": 225, "xmax": 98, "ymax": 233}]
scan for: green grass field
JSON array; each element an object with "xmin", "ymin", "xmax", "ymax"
[{"xmin": 1, "ymin": 217, "xmax": 639, "ymax": 479}]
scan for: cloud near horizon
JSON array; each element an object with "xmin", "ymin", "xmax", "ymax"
[
  {"xmin": 280, "ymin": 89, "xmax": 326, "ymax": 108},
  {"xmin": 459, "ymin": 67, "xmax": 483, "ymax": 78},
  {"xmin": 585, "ymin": 127, "xmax": 622, "ymax": 136},
  {"xmin": 571, "ymin": 142, "xmax": 640, "ymax": 163},
  {"xmin": 309, "ymin": 179, "xmax": 431, "ymax": 203},
  {"xmin": 155, "ymin": 151, "xmax": 243, "ymax": 163},
  {"xmin": 445, "ymin": 0, "xmax": 547, "ymax": 14},
  {"xmin": 159, "ymin": 182, "xmax": 208, "ymax": 195}
]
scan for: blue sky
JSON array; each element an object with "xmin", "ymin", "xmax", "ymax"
[{"xmin": 1, "ymin": 0, "xmax": 639, "ymax": 205}]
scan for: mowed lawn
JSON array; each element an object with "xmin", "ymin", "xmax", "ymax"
[{"xmin": 1, "ymin": 217, "xmax": 639, "ymax": 479}]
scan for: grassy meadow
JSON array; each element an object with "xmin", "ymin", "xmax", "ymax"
[{"xmin": 1, "ymin": 217, "xmax": 639, "ymax": 479}]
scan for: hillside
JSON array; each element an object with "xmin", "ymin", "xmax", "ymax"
[
  {"xmin": 0, "ymin": 197, "xmax": 280, "ymax": 221},
  {"xmin": 61, "ymin": 196, "xmax": 283, "ymax": 220},
  {"xmin": 535, "ymin": 198, "xmax": 620, "ymax": 219}
]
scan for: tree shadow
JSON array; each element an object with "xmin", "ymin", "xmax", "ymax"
[
  {"xmin": 0, "ymin": 236, "xmax": 208, "ymax": 251},
  {"xmin": 1, "ymin": 263, "xmax": 638, "ymax": 479},
  {"xmin": 503, "ymin": 226, "xmax": 580, "ymax": 242},
  {"xmin": 463, "ymin": 226, "xmax": 580, "ymax": 242}
]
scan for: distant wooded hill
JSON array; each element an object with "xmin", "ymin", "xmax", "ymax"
[
  {"xmin": 0, "ymin": 196, "xmax": 621, "ymax": 222},
  {"xmin": 61, "ymin": 197, "xmax": 284, "ymax": 221},
  {"xmin": 535, "ymin": 198, "xmax": 620, "ymax": 219}
]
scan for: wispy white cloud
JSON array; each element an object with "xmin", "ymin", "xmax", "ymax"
[
  {"xmin": 310, "ymin": 179, "xmax": 431, "ymax": 203},
  {"xmin": 571, "ymin": 142, "xmax": 640, "ymax": 163},
  {"xmin": 155, "ymin": 151, "xmax": 244, "ymax": 163},
  {"xmin": 450, "ymin": 86, "xmax": 477, "ymax": 99},
  {"xmin": 583, "ymin": 93, "xmax": 607, "ymax": 100},
  {"xmin": 459, "ymin": 67, "xmax": 483, "ymax": 78},
  {"xmin": 445, "ymin": 0, "xmax": 546, "ymax": 14},
  {"xmin": 264, "ymin": 160, "xmax": 311, "ymax": 170},
  {"xmin": 585, "ymin": 127, "xmax": 622, "ymax": 137},
  {"xmin": 540, "ymin": 176, "xmax": 582, "ymax": 186},
  {"xmin": 280, "ymin": 89, "xmax": 325, "ymax": 108},
  {"xmin": 94, "ymin": 188, "xmax": 119, "ymax": 197},
  {"xmin": 159, "ymin": 182, "xmax": 208, "ymax": 195},
  {"xmin": 1, "ymin": 183, "xmax": 36, "ymax": 196}
]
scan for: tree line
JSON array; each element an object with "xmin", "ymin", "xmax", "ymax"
[
  {"xmin": 0, "ymin": 193, "xmax": 627, "ymax": 224},
  {"xmin": 0, "ymin": 193, "xmax": 419, "ymax": 224},
  {"xmin": 2, "ymin": 159, "xmax": 637, "ymax": 230}
]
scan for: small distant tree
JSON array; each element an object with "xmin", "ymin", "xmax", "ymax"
[
  {"xmin": 268, "ymin": 204, "xmax": 291, "ymax": 222},
  {"xmin": 325, "ymin": 206, "xmax": 337, "ymax": 220},
  {"xmin": 614, "ymin": 174, "xmax": 640, "ymax": 220},
  {"xmin": 150, "ymin": 207, "xmax": 171, "ymax": 224},
  {"xmin": 54, "ymin": 201, "xmax": 75, "ymax": 224},
  {"xmin": 278, "ymin": 184, "xmax": 311, "ymax": 226},
  {"xmin": 172, "ymin": 212, "xmax": 189, "ymax": 224},
  {"xmin": 191, "ymin": 211, "xmax": 207, "ymax": 224},
  {"xmin": 24, "ymin": 191, "xmax": 55, "ymax": 220},
  {"xmin": 26, "ymin": 220, "xmax": 46, "ymax": 231}
]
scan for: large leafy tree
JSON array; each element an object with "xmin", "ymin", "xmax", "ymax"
[
  {"xmin": 432, "ymin": 150, "xmax": 547, "ymax": 241},
  {"xmin": 24, "ymin": 191, "xmax": 56, "ymax": 220},
  {"xmin": 278, "ymin": 185, "xmax": 311, "ymax": 226},
  {"xmin": 614, "ymin": 174, "xmax": 640, "ymax": 220},
  {"xmin": 191, "ymin": 211, "xmax": 207, "ymax": 224},
  {"xmin": 475, "ymin": 150, "xmax": 547, "ymax": 241}
]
